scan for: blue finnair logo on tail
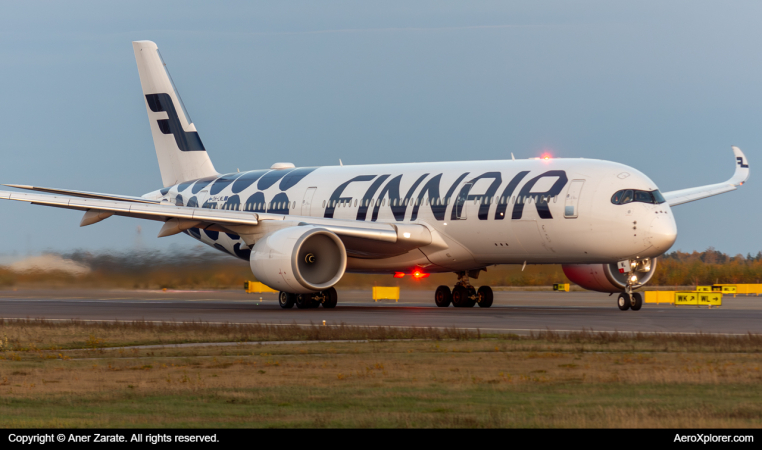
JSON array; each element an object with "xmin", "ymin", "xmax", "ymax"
[
  {"xmin": 145, "ymin": 94, "xmax": 205, "ymax": 152},
  {"xmin": 737, "ymin": 156, "xmax": 749, "ymax": 168}
]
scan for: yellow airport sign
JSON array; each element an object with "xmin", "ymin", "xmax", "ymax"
[
  {"xmin": 244, "ymin": 281, "xmax": 277, "ymax": 294},
  {"xmin": 553, "ymin": 283, "xmax": 570, "ymax": 292},
  {"xmin": 645, "ymin": 291, "xmax": 674, "ymax": 304},
  {"xmin": 733, "ymin": 284, "xmax": 762, "ymax": 296},
  {"xmin": 698, "ymin": 292, "xmax": 722, "ymax": 307},
  {"xmin": 675, "ymin": 292, "xmax": 698, "ymax": 306},
  {"xmin": 373, "ymin": 286, "xmax": 400, "ymax": 302},
  {"xmin": 646, "ymin": 290, "xmax": 722, "ymax": 307},
  {"xmin": 696, "ymin": 286, "xmax": 712, "ymax": 292},
  {"xmin": 712, "ymin": 284, "xmax": 737, "ymax": 294}
]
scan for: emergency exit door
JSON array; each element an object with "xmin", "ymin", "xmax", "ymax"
[
  {"xmin": 564, "ymin": 180, "xmax": 584, "ymax": 218},
  {"xmin": 301, "ymin": 187, "xmax": 317, "ymax": 216}
]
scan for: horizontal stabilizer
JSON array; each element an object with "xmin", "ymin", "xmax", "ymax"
[{"xmin": 662, "ymin": 146, "xmax": 750, "ymax": 206}]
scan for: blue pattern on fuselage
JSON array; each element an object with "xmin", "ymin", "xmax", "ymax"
[{"xmin": 210, "ymin": 173, "xmax": 244, "ymax": 195}]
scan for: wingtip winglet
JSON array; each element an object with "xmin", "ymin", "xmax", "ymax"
[{"xmin": 730, "ymin": 146, "xmax": 750, "ymax": 186}]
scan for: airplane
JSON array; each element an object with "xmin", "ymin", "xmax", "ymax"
[{"xmin": 0, "ymin": 41, "xmax": 750, "ymax": 311}]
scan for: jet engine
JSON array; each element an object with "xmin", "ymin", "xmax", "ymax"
[
  {"xmin": 250, "ymin": 226, "xmax": 347, "ymax": 294},
  {"xmin": 562, "ymin": 258, "xmax": 658, "ymax": 293}
]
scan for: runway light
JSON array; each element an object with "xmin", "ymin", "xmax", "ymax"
[
  {"xmin": 394, "ymin": 272, "xmax": 405, "ymax": 278},
  {"xmin": 412, "ymin": 270, "xmax": 430, "ymax": 280}
]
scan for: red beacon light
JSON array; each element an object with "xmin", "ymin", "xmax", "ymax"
[
  {"xmin": 412, "ymin": 270, "xmax": 430, "ymax": 280},
  {"xmin": 393, "ymin": 272, "xmax": 405, "ymax": 278}
]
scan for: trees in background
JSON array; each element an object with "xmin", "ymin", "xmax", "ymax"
[{"xmin": 651, "ymin": 248, "xmax": 762, "ymax": 286}]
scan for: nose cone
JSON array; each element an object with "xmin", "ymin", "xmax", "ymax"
[{"xmin": 648, "ymin": 210, "xmax": 677, "ymax": 254}]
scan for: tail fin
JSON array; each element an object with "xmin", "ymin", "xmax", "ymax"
[{"xmin": 133, "ymin": 41, "xmax": 218, "ymax": 187}]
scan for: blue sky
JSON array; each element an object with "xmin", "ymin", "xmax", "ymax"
[{"xmin": 0, "ymin": 1, "xmax": 760, "ymax": 256}]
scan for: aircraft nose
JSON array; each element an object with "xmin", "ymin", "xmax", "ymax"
[{"xmin": 648, "ymin": 209, "xmax": 677, "ymax": 253}]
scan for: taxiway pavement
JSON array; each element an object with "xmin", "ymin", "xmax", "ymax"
[{"xmin": 1, "ymin": 288, "xmax": 761, "ymax": 335}]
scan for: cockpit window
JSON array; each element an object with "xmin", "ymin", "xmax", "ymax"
[
  {"xmin": 633, "ymin": 190, "xmax": 653, "ymax": 203},
  {"xmin": 611, "ymin": 189, "xmax": 666, "ymax": 205}
]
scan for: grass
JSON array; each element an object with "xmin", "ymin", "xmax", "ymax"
[{"xmin": 1, "ymin": 320, "xmax": 762, "ymax": 428}]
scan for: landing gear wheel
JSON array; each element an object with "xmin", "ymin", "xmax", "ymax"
[
  {"xmin": 435, "ymin": 285, "xmax": 452, "ymax": 307},
  {"xmin": 466, "ymin": 286, "xmax": 477, "ymax": 307},
  {"xmin": 617, "ymin": 293, "xmax": 631, "ymax": 311},
  {"xmin": 278, "ymin": 291, "xmax": 296, "ymax": 309},
  {"xmin": 452, "ymin": 285, "xmax": 469, "ymax": 307},
  {"xmin": 630, "ymin": 292, "xmax": 643, "ymax": 311},
  {"xmin": 295, "ymin": 294, "xmax": 311, "ymax": 309},
  {"xmin": 322, "ymin": 287, "xmax": 338, "ymax": 309},
  {"xmin": 477, "ymin": 286, "xmax": 493, "ymax": 308}
]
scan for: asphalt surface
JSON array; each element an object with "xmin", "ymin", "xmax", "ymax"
[{"xmin": 0, "ymin": 288, "xmax": 761, "ymax": 335}]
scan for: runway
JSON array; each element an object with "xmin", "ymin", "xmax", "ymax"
[{"xmin": 1, "ymin": 288, "xmax": 762, "ymax": 335}]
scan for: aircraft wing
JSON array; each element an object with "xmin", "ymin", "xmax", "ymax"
[
  {"xmin": 0, "ymin": 189, "xmax": 438, "ymax": 257},
  {"xmin": 3, "ymin": 184, "xmax": 160, "ymax": 204},
  {"xmin": 662, "ymin": 146, "xmax": 750, "ymax": 207}
]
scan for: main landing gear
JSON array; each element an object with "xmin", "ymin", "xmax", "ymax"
[
  {"xmin": 435, "ymin": 271, "xmax": 493, "ymax": 308},
  {"xmin": 279, "ymin": 287, "xmax": 338, "ymax": 309}
]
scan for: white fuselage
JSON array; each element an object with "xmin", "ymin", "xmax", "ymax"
[{"xmin": 149, "ymin": 157, "xmax": 678, "ymax": 274}]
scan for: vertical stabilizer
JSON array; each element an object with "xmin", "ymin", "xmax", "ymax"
[{"xmin": 133, "ymin": 41, "xmax": 218, "ymax": 187}]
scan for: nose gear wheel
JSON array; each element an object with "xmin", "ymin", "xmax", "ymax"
[{"xmin": 617, "ymin": 292, "xmax": 631, "ymax": 311}]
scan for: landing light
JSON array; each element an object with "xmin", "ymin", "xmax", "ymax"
[{"xmin": 630, "ymin": 275, "xmax": 638, "ymax": 283}]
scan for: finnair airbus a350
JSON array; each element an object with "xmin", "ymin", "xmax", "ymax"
[{"xmin": 0, "ymin": 41, "xmax": 750, "ymax": 311}]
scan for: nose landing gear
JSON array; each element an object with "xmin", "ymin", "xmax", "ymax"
[
  {"xmin": 617, "ymin": 292, "xmax": 630, "ymax": 310},
  {"xmin": 617, "ymin": 259, "xmax": 645, "ymax": 311},
  {"xmin": 434, "ymin": 271, "xmax": 493, "ymax": 308},
  {"xmin": 630, "ymin": 292, "xmax": 643, "ymax": 311}
]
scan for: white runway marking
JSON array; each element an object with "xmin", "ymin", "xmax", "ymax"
[{"xmin": 0, "ymin": 317, "xmax": 754, "ymax": 337}]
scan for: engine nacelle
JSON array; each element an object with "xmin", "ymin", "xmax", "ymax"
[
  {"xmin": 250, "ymin": 226, "xmax": 347, "ymax": 294},
  {"xmin": 562, "ymin": 258, "xmax": 658, "ymax": 293}
]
